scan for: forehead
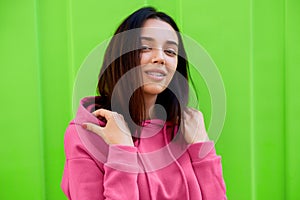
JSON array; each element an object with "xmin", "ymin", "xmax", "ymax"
[{"xmin": 140, "ymin": 19, "xmax": 178, "ymax": 43}]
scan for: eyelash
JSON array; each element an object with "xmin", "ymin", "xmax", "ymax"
[
  {"xmin": 165, "ymin": 49, "xmax": 177, "ymax": 56},
  {"xmin": 140, "ymin": 45, "xmax": 177, "ymax": 57}
]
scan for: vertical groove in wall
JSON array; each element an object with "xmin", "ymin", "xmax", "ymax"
[
  {"xmin": 283, "ymin": 0, "xmax": 287, "ymax": 198},
  {"xmin": 67, "ymin": 0, "xmax": 75, "ymax": 117},
  {"xmin": 33, "ymin": 0, "xmax": 46, "ymax": 199},
  {"xmin": 249, "ymin": 0, "xmax": 256, "ymax": 199}
]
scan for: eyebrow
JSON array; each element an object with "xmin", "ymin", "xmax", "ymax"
[{"xmin": 140, "ymin": 36, "xmax": 178, "ymax": 47}]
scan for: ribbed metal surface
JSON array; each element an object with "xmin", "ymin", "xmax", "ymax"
[{"xmin": 0, "ymin": 0, "xmax": 299, "ymax": 199}]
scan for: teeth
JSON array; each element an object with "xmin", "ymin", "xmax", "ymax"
[{"xmin": 146, "ymin": 72, "xmax": 165, "ymax": 77}]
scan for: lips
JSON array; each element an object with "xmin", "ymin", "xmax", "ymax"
[
  {"xmin": 144, "ymin": 69, "xmax": 167, "ymax": 81},
  {"xmin": 145, "ymin": 71, "xmax": 165, "ymax": 77}
]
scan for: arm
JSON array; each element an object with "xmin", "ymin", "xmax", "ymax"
[
  {"xmin": 188, "ymin": 142, "xmax": 227, "ymax": 200},
  {"xmin": 183, "ymin": 108, "xmax": 227, "ymax": 199},
  {"xmin": 61, "ymin": 124, "xmax": 139, "ymax": 200},
  {"xmin": 103, "ymin": 145, "xmax": 139, "ymax": 199}
]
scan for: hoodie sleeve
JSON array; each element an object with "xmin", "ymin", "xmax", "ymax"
[
  {"xmin": 61, "ymin": 124, "xmax": 139, "ymax": 200},
  {"xmin": 187, "ymin": 141, "xmax": 227, "ymax": 200}
]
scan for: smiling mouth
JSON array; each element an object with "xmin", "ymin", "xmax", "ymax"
[
  {"xmin": 144, "ymin": 70, "xmax": 167, "ymax": 81},
  {"xmin": 145, "ymin": 71, "xmax": 166, "ymax": 77}
]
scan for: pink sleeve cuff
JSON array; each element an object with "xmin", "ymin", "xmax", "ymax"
[{"xmin": 105, "ymin": 145, "xmax": 139, "ymax": 173}]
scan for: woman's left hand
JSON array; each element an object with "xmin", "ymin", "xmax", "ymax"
[{"xmin": 183, "ymin": 108, "xmax": 210, "ymax": 144}]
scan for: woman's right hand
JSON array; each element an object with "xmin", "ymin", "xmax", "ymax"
[{"xmin": 82, "ymin": 109, "xmax": 134, "ymax": 147}]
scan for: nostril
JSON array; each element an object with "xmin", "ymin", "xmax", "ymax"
[
  {"xmin": 151, "ymin": 55, "xmax": 165, "ymax": 64},
  {"xmin": 152, "ymin": 59, "xmax": 165, "ymax": 65}
]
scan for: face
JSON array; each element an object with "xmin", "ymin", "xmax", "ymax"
[{"xmin": 139, "ymin": 18, "xmax": 178, "ymax": 97}]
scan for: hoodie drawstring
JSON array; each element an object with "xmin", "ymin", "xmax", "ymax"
[{"xmin": 163, "ymin": 125, "xmax": 190, "ymax": 200}]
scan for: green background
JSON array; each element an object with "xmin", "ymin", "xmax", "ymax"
[{"xmin": 1, "ymin": 0, "xmax": 299, "ymax": 199}]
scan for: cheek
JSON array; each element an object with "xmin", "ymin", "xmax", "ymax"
[
  {"xmin": 166, "ymin": 57, "xmax": 178, "ymax": 71},
  {"xmin": 166, "ymin": 60, "xmax": 178, "ymax": 83},
  {"xmin": 140, "ymin": 53, "xmax": 151, "ymax": 65}
]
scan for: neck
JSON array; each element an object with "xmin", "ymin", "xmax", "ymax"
[{"xmin": 144, "ymin": 93, "xmax": 157, "ymax": 120}]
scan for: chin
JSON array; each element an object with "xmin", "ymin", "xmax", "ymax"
[{"xmin": 143, "ymin": 84, "xmax": 167, "ymax": 95}]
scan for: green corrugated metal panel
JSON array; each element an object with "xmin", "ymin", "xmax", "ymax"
[
  {"xmin": 0, "ymin": 0, "xmax": 45, "ymax": 199},
  {"xmin": 71, "ymin": 0, "xmax": 145, "ymax": 77},
  {"xmin": 286, "ymin": 0, "xmax": 300, "ymax": 199},
  {"xmin": 252, "ymin": 0, "xmax": 286, "ymax": 198},
  {"xmin": 182, "ymin": 0, "xmax": 253, "ymax": 198},
  {"xmin": 0, "ymin": 0, "xmax": 299, "ymax": 199},
  {"xmin": 35, "ymin": 0, "xmax": 72, "ymax": 199}
]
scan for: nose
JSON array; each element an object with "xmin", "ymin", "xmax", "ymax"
[{"xmin": 151, "ymin": 48, "xmax": 165, "ymax": 65}]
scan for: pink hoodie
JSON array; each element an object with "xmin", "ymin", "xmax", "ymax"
[{"xmin": 61, "ymin": 96, "xmax": 227, "ymax": 200}]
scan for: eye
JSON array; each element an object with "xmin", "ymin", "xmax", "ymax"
[
  {"xmin": 164, "ymin": 48, "xmax": 177, "ymax": 57},
  {"xmin": 140, "ymin": 45, "xmax": 152, "ymax": 52}
]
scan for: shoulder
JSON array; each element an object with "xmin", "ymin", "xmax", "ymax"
[
  {"xmin": 63, "ymin": 121, "xmax": 91, "ymax": 160},
  {"xmin": 64, "ymin": 120, "xmax": 109, "ymax": 164}
]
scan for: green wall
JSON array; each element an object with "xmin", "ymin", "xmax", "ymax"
[{"xmin": 1, "ymin": 0, "xmax": 299, "ymax": 199}]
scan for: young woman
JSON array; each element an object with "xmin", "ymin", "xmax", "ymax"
[{"xmin": 61, "ymin": 7, "xmax": 227, "ymax": 200}]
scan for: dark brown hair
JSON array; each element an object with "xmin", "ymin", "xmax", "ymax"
[{"xmin": 97, "ymin": 7, "xmax": 190, "ymax": 139}]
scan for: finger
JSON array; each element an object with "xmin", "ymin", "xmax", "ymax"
[
  {"xmin": 185, "ymin": 107, "xmax": 198, "ymax": 115},
  {"xmin": 185, "ymin": 108, "xmax": 203, "ymax": 120},
  {"xmin": 183, "ymin": 109, "xmax": 192, "ymax": 121},
  {"xmin": 92, "ymin": 109, "xmax": 113, "ymax": 120},
  {"xmin": 184, "ymin": 107, "xmax": 193, "ymax": 114},
  {"xmin": 82, "ymin": 122, "xmax": 105, "ymax": 137}
]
